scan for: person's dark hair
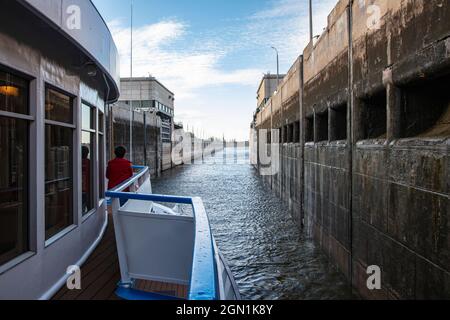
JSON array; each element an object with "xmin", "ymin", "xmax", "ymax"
[
  {"xmin": 114, "ymin": 146, "xmax": 127, "ymax": 158},
  {"xmin": 82, "ymin": 146, "xmax": 90, "ymax": 159}
]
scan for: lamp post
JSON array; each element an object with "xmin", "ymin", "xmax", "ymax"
[
  {"xmin": 271, "ymin": 46, "xmax": 280, "ymax": 86},
  {"xmin": 271, "ymin": 46, "xmax": 281, "ymax": 129},
  {"xmin": 270, "ymin": 46, "xmax": 282, "ymax": 189},
  {"xmin": 271, "ymin": 46, "xmax": 282, "ymax": 155}
]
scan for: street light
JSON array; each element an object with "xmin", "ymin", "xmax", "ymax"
[
  {"xmin": 270, "ymin": 46, "xmax": 281, "ymax": 151},
  {"xmin": 271, "ymin": 46, "xmax": 280, "ymax": 86}
]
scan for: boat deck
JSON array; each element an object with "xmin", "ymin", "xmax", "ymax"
[{"xmin": 52, "ymin": 213, "xmax": 188, "ymax": 300}]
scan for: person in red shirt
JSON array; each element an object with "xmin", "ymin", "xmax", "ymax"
[
  {"xmin": 81, "ymin": 146, "xmax": 91, "ymax": 213},
  {"xmin": 106, "ymin": 146, "xmax": 133, "ymax": 192}
]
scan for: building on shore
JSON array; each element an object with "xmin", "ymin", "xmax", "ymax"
[
  {"xmin": 119, "ymin": 77, "xmax": 175, "ymax": 143},
  {"xmin": 252, "ymin": 0, "xmax": 450, "ymax": 299},
  {"xmin": 112, "ymin": 77, "xmax": 176, "ymax": 173},
  {"xmin": 0, "ymin": 0, "xmax": 120, "ymax": 299},
  {"xmin": 253, "ymin": 74, "xmax": 286, "ymax": 131},
  {"xmin": 256, "ymin": 74, "xmax": 285, "ymax": 113}
]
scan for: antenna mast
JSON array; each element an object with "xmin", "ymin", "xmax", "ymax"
[{"xmin": 130, "ymin": 0, "xmax": 134, "ymax": 77}]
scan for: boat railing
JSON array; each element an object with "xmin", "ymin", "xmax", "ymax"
[
  {"xmin": 105, "ymin": 166, "xmax": 218, "ymax": 300},
  {"xmin": 108, "ymin": 165, "xmax": 151, "ymax": 193}
]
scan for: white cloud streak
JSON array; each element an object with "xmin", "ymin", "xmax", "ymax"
[{"xmin": 109, "ymin": 18, "xmax": 262, "ymax": 100}]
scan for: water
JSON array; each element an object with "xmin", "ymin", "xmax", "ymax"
[{"xmin": 152, "ymin": 147, "xmax": 355, "ymax": 300}]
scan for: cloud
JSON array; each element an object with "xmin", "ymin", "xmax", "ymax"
[
  {"xmin": 241, "ymin": 0, "xmax": 337, "ymax": 67},
  {"xmin": 108, "ymin": 18, "xmax": 262, "ymax": 100},
  {"xmin": 251, "ymin": 0, "xmax": 305, "ymax": 20}
]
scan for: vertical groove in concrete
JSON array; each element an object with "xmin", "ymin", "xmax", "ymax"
[
  {"xmin": 347, "ymin": 0, "xmax": 354, "ymax": 289},
  {"xmin": 299, "ymin": 56, "xmax": 305, "ymax": 228}
]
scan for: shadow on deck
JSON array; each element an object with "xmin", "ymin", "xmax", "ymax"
[{"xmin": 52, "ymin": 213, "xmax": 187, "ymax": 300}]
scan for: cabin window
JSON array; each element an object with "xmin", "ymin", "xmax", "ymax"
[
  {"xmin": 45, "ymin": 88, "xmax": 73, "ymax": 124},
  {"xmin": 98, "ymin": 111, "xmax": 105, "ymax": 200},
  {"xmin": 81, "ymin": 103, "xmax": 95, "ymax": 215},
  {"xmin": 0, "ymin": 71, "xmax": 28, "ymax": 115},
  {"xmin": 45, "ymin": 87, "xmax": 74, "ymax": 240},
  {"xmin": 0, "ymin": 69, "xmax": 29, "ymax": 266}
]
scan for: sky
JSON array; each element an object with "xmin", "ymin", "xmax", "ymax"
[{"xmin": 92, "ymin": 0, "xmax": 337, "ymax": 141}]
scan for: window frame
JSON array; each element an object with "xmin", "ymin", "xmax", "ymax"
[
  {"xmin": 97, "ymin": 109, "xmax": 105, "ymax": 202},
  {"xmin": 0, "ymin": 66, "xmax": 34, "ymax": 271},
  {"xmin": 80, "ymin": 101, "xmax": 97, "ymax": 219},
  {"xmin": 44, "ymin": 85, "xmax": 75, "ymax": 125},
  {"xmin": 44, "ymin": 84, "xmax": 77, "ymax": 246}
]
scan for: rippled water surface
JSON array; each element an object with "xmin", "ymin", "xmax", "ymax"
[{"xmin": 152, "ymin": 148, "xmax": 355, "ymax": 300}]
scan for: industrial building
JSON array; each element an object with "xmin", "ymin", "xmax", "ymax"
[
  {"xmin": 119, "ymin": 77, "xmax": 175, "ymax": 142},
  {"xmin": 115, "ymin": 77, "xmax": 175, "ymax": 172}
]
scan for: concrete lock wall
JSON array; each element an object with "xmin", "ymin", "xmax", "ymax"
[
  {"xmin": 254, "ymin": 0, "xmax": 450, "ymax": 299},
  {"xmin": 107, "ymin": 103, "xmax": 163, "ymax": 177},
  {"xmin": 162, "ymin": 142, "xmax": 172, "ymax": 171}
]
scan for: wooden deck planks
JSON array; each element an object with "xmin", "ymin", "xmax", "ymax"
[{"xmin": 135, "ymin": 280, "xmax": 188, "ymax": 299}]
